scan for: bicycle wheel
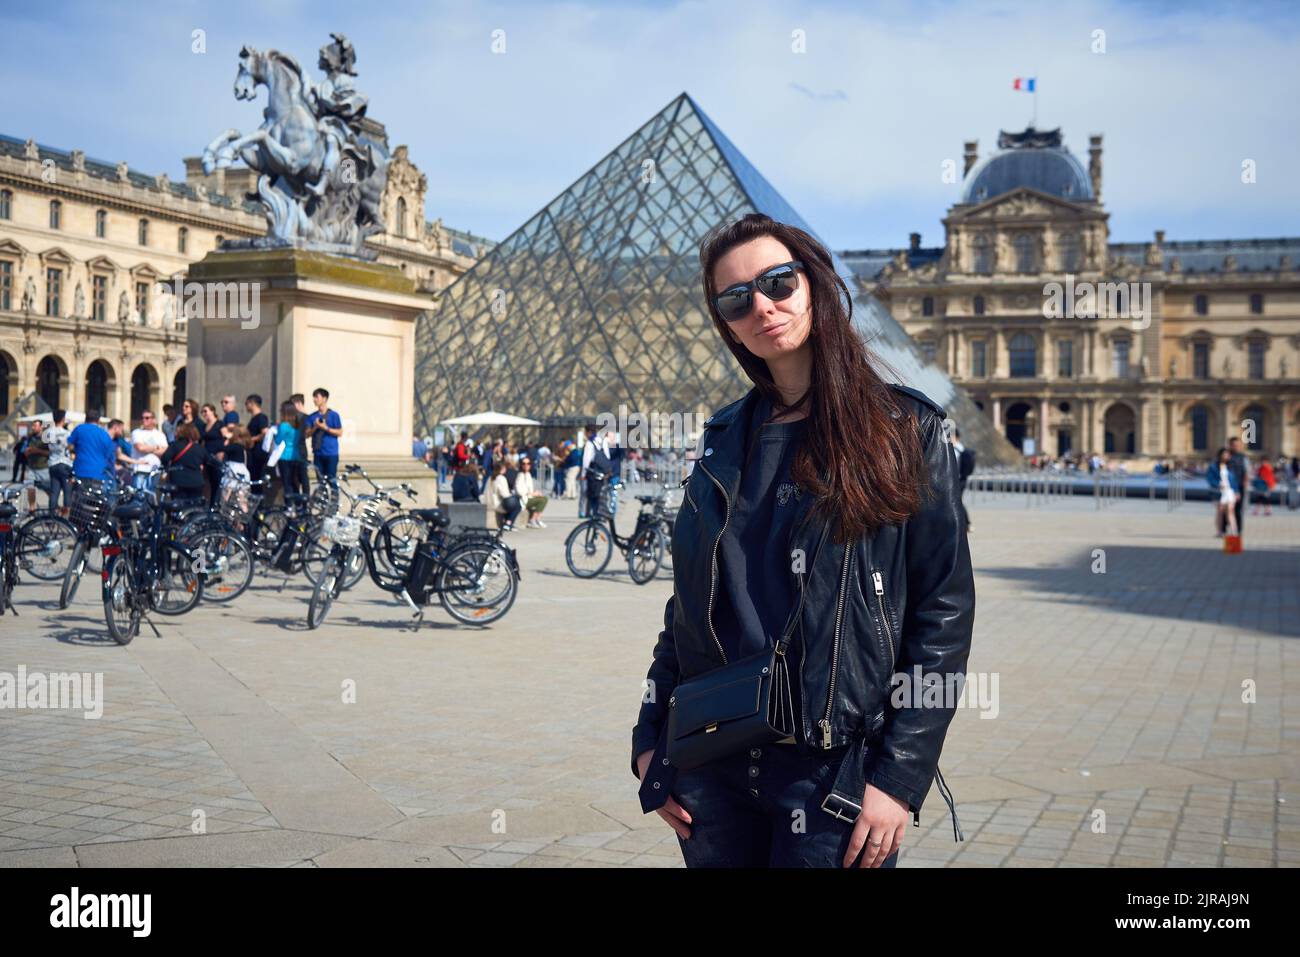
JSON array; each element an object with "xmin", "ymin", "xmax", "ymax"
[
  {"xmin": 103, "ymin": 557, "xmax": 139, "ymax": 645},
  {"xmin": 17, "ymin": 515, "xmax": 76, "ymax": 580},
  {"xmin": 307, "ymin": 553, "xmax": 341, "ymax": 630},
  {"xmin": 252, "ymin": 506, "xmax": 289, "ymax": 563},
  {"xmin": 376, "ymin": 514, "xmax": 425, "ymax": 578},
  {"xmin": 151, "ymin": 543, "xmax": 204, "ymax": 615},
  {"xmin": 58, "ymin": 539, "xmax": 88, "ymax": 609},
  {"xmin": 627, "ymin": 525, "xmax": 664, "ymax": 585},
  {"xmin": 300, "ymin": 521, "xmax": 338, "ymax": 585},
  {"xmin": 657, "ymin": 518, "xmax": 674, "ymax": 575},
  {"xmin": 339, "ymin": 544, "xmax": 366, "ymax": 590},
  {"xmin": 564, "ymin": 521, "xmax": 612, "ymax": 578},
  {"xmin": 190, "ymin": 529, "xmax": 254, "ymax": 603},
  {"xmin": 0, "ymin": 553, "xmax": 10, "ymax": 615},
  {"xmin": 438, "ymin": 541, "xmax": 517, "ymax": 626}
]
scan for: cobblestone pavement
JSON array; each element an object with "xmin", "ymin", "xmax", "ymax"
[{"xmin": 1, "ymin": 492, "xmax": 1297, "ymax": 867}]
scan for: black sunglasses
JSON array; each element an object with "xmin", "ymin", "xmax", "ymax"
[{"xmin": 712, "ymin": 260, "xmax": 805, "ymax": 323}]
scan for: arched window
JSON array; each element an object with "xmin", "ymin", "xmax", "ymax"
[
  {"xmin": 1189, "ymin": 406, "xmax": 1209, "ymax": 452},
  {"xmin": 921, "ymin": 296, "xmax": 934, "ymax": 317},
  {"xmin": 214, "ymin": 234, "xmax": 224, "ymax": 249},
  {"xmin": 1014, "ymin": 233, "xmax": 1036, "ymax": 273},
  {"xmin": 49, "ymin": 200, "xmax": 62, "ymax": 229},
  {"xmin": 138, "ymin": 219, "xmax": 149, "ymax": 246},
  {"xmin": 85, "ymin": 360, "xmax": 112, "ymax": 416},
  {"xmin": 36, "ymin": 356, "xmax": 63, "ymax": 409},
  {"xmin": 178, "ymin": 226, "xmax": 188, "ymax": 254},
  {"xmin": 395, "ymin": 197, "xmax": 407, "ymax": 238},
  {"xmin": 1009, "ymin": 333, "xmax": 1037, "ymax": 377},
  {"xmin": 95, "ymin": 209, "xmax": 107, "ymax": 238},
  {"xmin": 0, "ymin": 189, "xmax": 12, "ymax": 220},
  {"xmin": 972, "ymin": 235, "xmax": 993, "ymax": 274}
]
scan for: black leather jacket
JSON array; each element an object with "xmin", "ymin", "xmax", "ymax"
[{"xmin": 632, "ymin": 384, "xmax": 975, "ymax": 836}]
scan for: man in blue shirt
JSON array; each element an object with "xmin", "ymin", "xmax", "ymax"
[
  {"xmin": 305, "ymin": 387, "xmax": 343, "ymax": 486},
  {"xmin": 67, "ymin": 410, "xmax": 122, "ymax": 487},
  {"xmin": 220, "ymin": 394, "xmax": 241, "ymax": 427}
]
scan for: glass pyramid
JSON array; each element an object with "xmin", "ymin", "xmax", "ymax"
[{"xmin": 413, "ymin": 92, "xmax": 1011, "ymax": 461}]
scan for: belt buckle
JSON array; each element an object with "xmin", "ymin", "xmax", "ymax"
[{"xmin": 820, "ymin": 792, "xmax": 862, "ymax": 824}]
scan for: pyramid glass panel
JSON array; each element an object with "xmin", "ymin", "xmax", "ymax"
[{"xmin": 414, "ymin": 93, "xmax": 1011, "ymax": 461}]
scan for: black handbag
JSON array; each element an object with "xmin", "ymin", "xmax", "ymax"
[{"xmin": 664, "ymin": 539, "xmax": 817, "ymax": 771}]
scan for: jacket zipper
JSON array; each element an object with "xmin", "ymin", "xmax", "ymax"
[
  {"xmin": 818, "ymin": 543, "xmax": 853, "ymax": 749},
  {"xmin": 873, "ymin": 570, "xmax": 896, "ymax": 674},
  {"xmin": 696, "ymin": 459, "xmax": 730, "ymax": 665}
]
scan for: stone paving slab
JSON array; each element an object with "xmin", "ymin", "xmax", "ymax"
[{"xmin": 0, "ymin": 493, "xmax": 1296, "ymax": 866}]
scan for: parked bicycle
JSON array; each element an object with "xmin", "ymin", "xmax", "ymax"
[
  {"xmin": 58, "ymin": 478, "xmax": 117, "ymax": 609},
  {"xmin": 308, "ymin": 498, "xmax": 520, "ymax": 630},
  {"xmin": 564, "ymin": 474, "xmax": 665, "ymax": 584},
  {"xmin": 101, "ymin": 484, "xmax": 204, "ymax": 645},
  {"xmin": 0, "ymin": 485, "xmax": 23, "ymax": 615}
]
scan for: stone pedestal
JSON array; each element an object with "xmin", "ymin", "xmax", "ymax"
[{"xmin": 185, "ymin": 248, "xmax": 440, "ymax": 503}]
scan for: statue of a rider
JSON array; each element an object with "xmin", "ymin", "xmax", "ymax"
[{"xmin": 201, "ymin": 32, "xmax": 389, "ymax": 258}]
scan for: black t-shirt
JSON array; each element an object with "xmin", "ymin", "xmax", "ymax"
[
  {"xmin": 247, "ymin": 412, "xmax": 270, "ymax": 458},
  {"xmin": 223, "ymin": 443, "xmax": 247, "ymax": 464},
  {"xmin": 198, "ymin": 421, "xmax": 225, "ymax": 455},
  {"xmin": 712, "ymin": 395, "xmax": 812, "ymax": 743}
]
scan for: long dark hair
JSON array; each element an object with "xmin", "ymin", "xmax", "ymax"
[{"xmin": 699, "ymin": 213, "xmax": 924, "ymax": 541}]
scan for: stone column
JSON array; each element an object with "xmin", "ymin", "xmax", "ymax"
[
  {"xmin": 992, "ymin": 397, "xmax": 1002, "ymax": 432},
  {"xmin": 1040, "ymin": 397, "xmax": 1051, "ymax": 453}
]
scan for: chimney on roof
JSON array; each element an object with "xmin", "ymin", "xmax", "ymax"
[
  {"xmin": 963, "ymin": 140, "xmax": 978, "ymax": 177},
  {"xmin": 909, "ymin": 232, "xmax": 921, "ymax": 253},
  {"xmin": 1154, "ymin": 229, "xmax": 1165, "ymax": 245},
  {"xmin": 1088, "ymin": 134, "xmax": 1103, "ymax": 200}
]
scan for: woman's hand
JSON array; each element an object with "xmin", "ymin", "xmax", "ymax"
[
  {"xmin": 842, "ymin": 783, "xmax": 910, "ymax": 868},
  {"xmin": 636, "ymin": 748, "xmax": 693, "ymax": 840}
]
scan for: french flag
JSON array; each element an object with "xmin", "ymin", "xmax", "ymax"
[{"xmin": 1012, "ymin": 77, "xmax": 1036, "ymax": 92}]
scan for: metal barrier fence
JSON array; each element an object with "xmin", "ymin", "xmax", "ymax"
[{"xmin": 965, "ymin": 466, "xmax": 1192, "ymax": 510}]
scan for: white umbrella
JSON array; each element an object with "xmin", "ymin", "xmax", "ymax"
[{"xmin": 441, "ymin": 411, "xmax": 541, "ymax": 427}]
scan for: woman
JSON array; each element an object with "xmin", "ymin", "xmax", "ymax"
[
  {"xmin": 487, "ymin": 461, "xmax": 521, "ymax": 531},
  {"xmin": 221, "ymin": 425, "xmax": 253, "ymax": 482},
  {"xmin": 196, "ymin": 403, "xmax": 226, "ymax": 505},
  {"xmin": 514, "ymin": 456, "xmax": 548, "ymax": 528},
  {"xmin": 180, "ymin": 398, "xmax": 200, "ymax": 428},
  {"xmin": 161, "ymin": 423, "xmax": 219, "ymax": 498},
  {"xmin": 1207, "ymin": 447, "xmax": 1240, "ymax": 536},
  {"xmin": 273, "ymin": 401, "xmax": 304, "ymax": 498},
  {"xmin": 632, "ymin": 213, "xmax": 974, "ymax": 869}
]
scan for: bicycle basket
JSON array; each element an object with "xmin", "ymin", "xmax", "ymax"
[
  {"xmin": 322, "ymin": 515, "xmax": 362, "ymax": 547},
  {"xmin": 69, "ymin": 482, "xmax": 112, "ymax": 531}
]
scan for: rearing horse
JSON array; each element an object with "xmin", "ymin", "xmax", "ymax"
[{"xmin": 202, "ymin": 46, "xmax": 334, "ymax": 200}]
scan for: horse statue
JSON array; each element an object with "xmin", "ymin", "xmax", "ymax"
[{"xmin": 202, "ymin": 34, "xmax": 388, "ymax": 257}]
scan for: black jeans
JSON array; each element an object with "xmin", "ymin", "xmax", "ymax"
[{"xmin": 672, "ymin": 744, "xmax": 901, "ymax": 868}]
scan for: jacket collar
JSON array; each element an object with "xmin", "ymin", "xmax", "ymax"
[{"xmin": 695, "ymin": 387, "xmax": 762, "ymax": 504}]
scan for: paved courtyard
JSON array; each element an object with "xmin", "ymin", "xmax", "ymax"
[{"xmin": 1, "ymin": 491, "xmax": 1297, "ymax": 868}]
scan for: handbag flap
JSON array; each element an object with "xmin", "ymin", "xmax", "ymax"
[{"xmin": 670, "ymin": 673, "xmax": 764, "ymax": 738}]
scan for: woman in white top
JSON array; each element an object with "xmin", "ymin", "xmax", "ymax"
[
  {"xmin": 1208, "ymin": 447, "xmax": 1239, "ymax": 536},
  {"xmin": 514, "ymin": 456, "xmax": 549, "ymax": 528},
  {"xmin": 488, "ymin": 461, "xmax": 521, "ymax": 531}
]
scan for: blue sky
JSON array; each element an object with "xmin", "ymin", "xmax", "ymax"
[{"xmin": 3, "ymin": 0, "xmax": 1297, "ymax": 249}]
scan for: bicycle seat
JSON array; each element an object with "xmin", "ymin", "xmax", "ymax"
[
  {"xmin": 0, "ymin": 502, "xmax": 17, "ymax": 520},
  {"xmin": 162, "ymin": 498, "xmax": 201, "ymax": 514},
  {"xmin": 113, "ymin": 500, "xmax": 149, "ymax": 521},
  {"xmin": 636, "ymin": 496, "xmax": 660, "ymax": 505},
  {"xmin": 411, "ymin": 508, "xmax": 450, "ymax": 528}
]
